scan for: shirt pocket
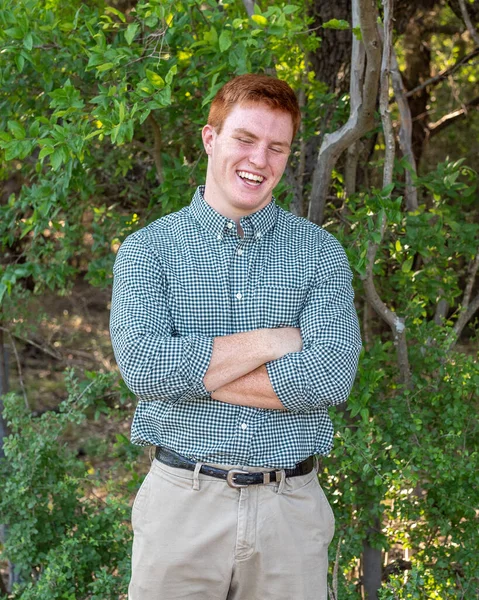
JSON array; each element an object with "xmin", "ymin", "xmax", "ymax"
[
  {"xmin": 252, "ymin": 286, "xmax": 306, "ymax": 329},
  {"xmin": 167, "ymin": 275, "xmax": 230, "ymax": 335}
]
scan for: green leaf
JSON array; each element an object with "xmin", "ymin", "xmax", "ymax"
[
  {"xmin": 352, "ymin": 26, "xmax": 362, "ymax": 40},
  {"xmin": 51, "ymin": 149, "xmax": 63, "ymax": 170},
  {"xmin": 96, "ymin": 62, "xmax": 115, "ymax": 72},
  {"xmin": 5, "ymin": 27, "xmax": 24, "ymax": 40},
  {"xmin": 118, "ymin": 101, "xmax": 125, "ymax": 123},
  {"xmin": 4, "ymin": 140, "xmax": 32, "ymax": 160},
  {"xmin": 29, "ymin": 120, "xmax": 40, "ymax": 137},
  {"xmin": 146, "ymin": 70, "xmax": 165, "ymax": 89},
  {"xmin": 8, "ymin": 121, "xmax": 26, "ymax": 140},
  {"xmin": 38, "ymin": 146, "xmax": 55, "ymax": 160},
  {"xmin": 23, "ymin": 32, "xmax": 33, "ymax": 51},
  {"xmin": 165, "ymin": 64, "xmax": 177, "ymax": 86},
  {"xmin": 14, "ymin": 53, "xmax": 25, "ymax": 73},
  {"xmin": 204, "ymin": 26, "xmax": 218, "ymax": 45},
  {"xmin": 283, "ymin": 5, "xmax": 300, "ymax": 14},
  {"xmin": 4, "ymin": 141, "xmax": 22, "ymax": 161},
  {"xmin": 125, "ymin": 22, "xmax": 139, "ymax": 46},
  {"xmin": 145, "ymin": 16, "xmax": 159, "ymax": 28},
  {"xmin": 322, "ymin": 18, "xmax": 350, "ymax": 30},
  {"xmin": 105, "ymin": 6, "xmax": 126, "ymax": 22},
  {"xmin": 219, "ymin": 30, "xmax": 232, "ymax": 52},
  {"xmin": 401, "ymin": 257, "xmax": 414, "ymax": 273}
]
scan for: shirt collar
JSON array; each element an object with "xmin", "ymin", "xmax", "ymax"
[{"xmin": 189, "ymin": 185, "xmax": 277, "ymax": 240}]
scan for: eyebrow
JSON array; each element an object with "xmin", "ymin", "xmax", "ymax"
[{"xmin": 232, "ymin": 128, "xmax": 291, "ymax": 149}]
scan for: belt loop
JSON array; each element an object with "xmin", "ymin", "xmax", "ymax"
[
  {"xmin": 149, "ymin": 446, "xmax": 156, "ymax": 463},
  {"xmin": 314, "ymin": 456, "xmax": 320, "ymax": 473},
  {"xmin": 276, "ymin": 469, "xmax": 286, "ymax": 495},
  {"xmin": 192, "ymin": 462, "xmax": 203, "ymax": 491}
]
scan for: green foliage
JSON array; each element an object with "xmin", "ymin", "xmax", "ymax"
[
  {"xmin": 0, "ymin": 0, "xmax": 315, "ymax": 307},
  {"xmin": 0, "ymin": 370, "xmax": 136, "ymax": 598},
  {"xmin": 327, "ymin": 159, "xmax": 479, "ymax": 597}
]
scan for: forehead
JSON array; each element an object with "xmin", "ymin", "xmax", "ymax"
[{"xmin": 222, "ymin": 102, "xmax": 294, "ymax": 142}]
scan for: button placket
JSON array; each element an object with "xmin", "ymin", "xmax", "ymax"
[{"xmin": 229, "ymin": 236, "xmax": 248, "ymax": 326}]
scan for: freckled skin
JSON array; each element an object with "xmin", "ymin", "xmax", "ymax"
[{"xmin": 201, "ymin": 103, "xmax": 293, "ymax": 224}]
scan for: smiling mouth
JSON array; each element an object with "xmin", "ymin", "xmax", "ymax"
[{"xmin": 237, "ymin": 170, "xmax": 264, "ymax": 185}]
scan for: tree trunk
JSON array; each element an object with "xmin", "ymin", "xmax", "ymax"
[
  {"xmin": 401, "ymin": 17, "xmax": 433, "ymax": 165},
  {"xmin": 308, "ymin": 0, "xmax": 381, "ymax": 225},
  {"xmin": 308, "ymin": 0, "xmax": 352, "ymax": 94},
  {"xmin": 362, "ymin": 520, "xmax": 383, "ymax": 599}
]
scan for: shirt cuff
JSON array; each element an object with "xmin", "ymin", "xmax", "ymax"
[
  {"xmin": 266, "ymin": 354, "xmax": 310, "ymax": 413},
  {"xmin": 178, "ymin": 335, "xmax": 214, "ymax": 401}
]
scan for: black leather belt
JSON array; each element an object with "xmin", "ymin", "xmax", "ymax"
[{"xmin": 155, "ymin": 446, "xmax": 315, "ymax": 489}]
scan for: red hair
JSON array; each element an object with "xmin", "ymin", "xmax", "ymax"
[{"xmin": 207, "ymin": 74, "xmax": 301, "ymax": 140}]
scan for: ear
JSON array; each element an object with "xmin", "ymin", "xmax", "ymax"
[{"xmin": 202, "ymin": 124, "xmax": 215, "ymax": 155}]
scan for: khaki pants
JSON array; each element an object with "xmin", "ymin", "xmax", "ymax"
[{"xmin": 129, "ymin": 458, "xmax": 335, "ymax": 600}]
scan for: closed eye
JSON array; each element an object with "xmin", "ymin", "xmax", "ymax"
[{"xmin": 269, "ymin": 146, "xmax": 286, "ymax": 154}]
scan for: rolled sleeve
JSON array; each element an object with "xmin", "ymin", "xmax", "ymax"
[
  {"xmin": 266, "ymin": 237, "xmax": 362, "ymax": 413},
  {"xmin": 110, "ymin": 235, "xmax": 213, "ymax": 402}
]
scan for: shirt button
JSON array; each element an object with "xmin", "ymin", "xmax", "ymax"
[
  {"xmin": 241, "ymin": 423, "xmax": 248, "ymax": 430},
  {"xmin": 237, "ymin": 248, "xmax": 243, "ymax": 256},
  {"xmin": 256, "ymin": 232, "xmax": 261, "ymax": 239},
  {"xmin": 236, "ymin": 292, "xmax": 243, "ymax": 300},
  {"xmin": 227, "ymin": 222, "xmax": 234, "ymax": 229},
  {"xmin": 217, "ymin": 234, "xmax": 222, "ymax": 241}
]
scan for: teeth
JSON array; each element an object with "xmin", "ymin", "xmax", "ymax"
[{"xmin": 237, "ymin": 171, "xmax": 264, "ymax": 183}]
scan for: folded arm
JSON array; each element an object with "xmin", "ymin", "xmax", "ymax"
[{"xmin": 211, "ymin": 365, "xmax": 286, "ymax": 410}]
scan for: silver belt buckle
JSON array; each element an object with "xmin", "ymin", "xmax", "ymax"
[{"xmin": 226, "ymin": 468, "xmax": 250, "ymax": 488}]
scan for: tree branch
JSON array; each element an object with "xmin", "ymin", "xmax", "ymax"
[
  {"xmin": 389, "ymin": 44, "xmax": 418, "ymax": 211},
  {"xmin": 457, "ymin": 0, "xmax": 479, "ymax": 46},
  {"xmin": 6, "ymin": 329, "xmax": 29, "ymax": 410},
  {"xmin": 379, "ymin": 16, "xmax": 395, "ymax": 190},
  {"xmin": 404, "ymin": 48, "xmax": 479, "ymax": 98},
  {"xmin": 328, "ymin": 536, "xmax": 342, "ymax": 600},
  {"xmin": 285, "ymin": 163, "xmax": 303, "ymax": 216},
  {"xmin": 308, "ymin": 0, "xmax": 381, "ymax": 225},
  {"xmin": 286, "ymin": 79, "xmax": 307, "ymax": 217},
  {"xmin": 462, "ymin": 249, "xmax": 479, "ymax": 309},
  {"xmin": 428, "ymin": 96, "xmax": 479, "ymax": 137},
  {"xmin": 453, "ymin": 291, "xmax": 479, "ymax": 339},
  {"xmin": 448, "ymin": 248, "xmax": 479, "ymax": 345},
  {"xmin": 361, "ymin": 1, "xmax": 411, "ymax": 388},
  {"xmin": 0, "ymin": 327, "xmax": 62, "ymax": 361},
  {"xmin": 147, "ymin": 113, "xmax": 164, "ymax": 185}
]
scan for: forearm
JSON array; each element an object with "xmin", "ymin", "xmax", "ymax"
[
  {"xmin": 211, "ymin": 365, "xmax": 286, "ymax": 410},
  {"xmin": 203, "ymin": 327, "xmax": 302, "ymax": 392}
]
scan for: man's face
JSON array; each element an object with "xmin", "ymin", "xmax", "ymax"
[{"xmin": 202, "ymin": 102, "xmax": 294, "ymax": 222}]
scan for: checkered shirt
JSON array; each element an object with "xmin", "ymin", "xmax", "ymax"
[{"xmin": 110, "ymin": 186, "xmax": 361, "ymax": 469}]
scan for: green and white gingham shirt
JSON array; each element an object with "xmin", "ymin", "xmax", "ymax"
[{"xmin": 110, "ymin": 187, "xmax": 361, "ymax": 468}]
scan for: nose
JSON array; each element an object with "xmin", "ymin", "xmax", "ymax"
[{"xmin": 248, "ymin": 143, "xmax": 268, "ymax": 169}]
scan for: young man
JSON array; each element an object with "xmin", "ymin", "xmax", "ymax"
[{"xmin": 110, "ymin": 74, "xmax": 362, "ymax": 600}]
